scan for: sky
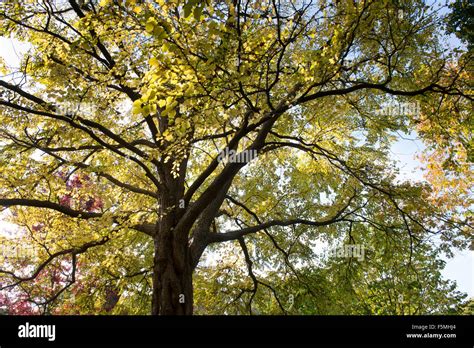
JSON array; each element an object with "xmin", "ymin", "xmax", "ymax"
[
  {"xmin": 0, "ymin": 8, "xmax": 472, "ymax": 302},
  {"xmin": 390, "ymin": 135, "xmax": 473, "ymax": 297}
]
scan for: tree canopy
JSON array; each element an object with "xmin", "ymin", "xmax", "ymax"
[{"xmin": 0, "ymin": 0, "xmax": 472, "ymax": 315}]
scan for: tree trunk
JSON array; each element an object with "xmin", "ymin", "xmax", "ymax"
[
  {"xmin": 150, "ymin": 153, "xmax": 193, "ymax": 315},
  {"xmin": 151, "ymin": 230, "xmax": 193, "ymax": 315},
  {"xmin": 151, "ymin": 176, "xmax": 193, "ymax": 315}
]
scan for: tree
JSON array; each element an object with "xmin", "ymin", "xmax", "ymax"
[
  {"xmin": 0, "ymin": 0, "xmax": 471, "ymax": 315},
  {"xmin": 445, "ymin": 0, "xmax": 474, "ymax": 49},
  {"xmin": 458, "ymin": 298, "xmax": 474, "ymax": 315}
]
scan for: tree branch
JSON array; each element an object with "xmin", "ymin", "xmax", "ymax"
[{"xmin": 0, "ymin": 198, "xmax": 102, "ymax": 219}]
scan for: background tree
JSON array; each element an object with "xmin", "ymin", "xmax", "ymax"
[
  {"xmin": 445, "ymin": 0, "xmax": 473, "ymax": 49},
  {"xmin": 458, "ymin": 298, "xmax": 474, "ymax": 314},
  {"xmin": 0, "ymin": 0, "xmax": 472, "ymax": 315}
]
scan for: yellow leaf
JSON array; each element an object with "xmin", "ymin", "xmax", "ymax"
[
  {"xmin": 158, "ymin": 99, "xmax": 167, "ymax": 108},
  {"xmin": 163, "ymin": 130, "xmax": 173, "ymax": 141},
  {"xmin": 149, "ymin": 57, "xmax": 159, "ymax": 67},
  {"xmin": 146, "ymin": 22, "xmax": 155, "ymax": 33},
  {"xmin": 132, "ymin": 106, "xmax": 141, "ymax": 115},
  {"xmin": 132, "ymin": 99, "xmax": 142, "ymax": 107}
]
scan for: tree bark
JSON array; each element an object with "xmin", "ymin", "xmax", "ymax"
[
  {"xmin": 151, "ymin": 206, "xmax": 194, "ymax": 315},
  {"xmin": 151, "ymin": 159, "xmax": 193, "ymax": 315},
  {"xmin": 151, "ymin": 235, "xmax": 193, "ymax": 315}
]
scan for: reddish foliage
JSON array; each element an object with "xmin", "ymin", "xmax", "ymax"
[
  {"xmin": 32, "ymin": 222, "xmax": 45, "ymax": 232},
  {"xmin": 59, "ymin": 174, "xmax": 103, "ymax": 212},
  {"xmin": 59, "ymin": 194, "xmax": 72, "ymax": 208},
  {"xmin": 2, "ymin": 172, "xmax": 106, "ymax": 315},
  {"xmin": 0, "ymin": 289, "xmax": 38, "ymax": 315}
]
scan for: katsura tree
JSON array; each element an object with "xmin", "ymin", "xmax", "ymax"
[{"xmin": 0, "ymin": 0, "xmax": 472, "ymax": 315}]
